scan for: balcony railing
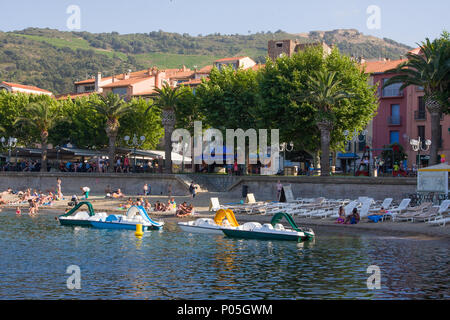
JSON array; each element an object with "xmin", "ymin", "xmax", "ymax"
[
  {"xmin": 414, "ymin": 110, "xmax": 427, "ymax": 120},
  {"xmin": 388, "ymin": 116, "xmax": 402, "ymax": 125}
]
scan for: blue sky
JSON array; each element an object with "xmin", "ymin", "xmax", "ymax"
[{"xmin": 0, "ymin": 0, "xmax": 448, "ymax": 46}]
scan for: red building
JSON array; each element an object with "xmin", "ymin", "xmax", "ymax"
[{"xmin": 363, "ymin": 51, "xmax": 448, "ymax": 169}]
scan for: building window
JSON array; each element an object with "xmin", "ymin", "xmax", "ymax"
[
  {"xmin": 389, "ymin": 131, "xmax": 399, "ymax": 144},
  {"xmin": 276, "ymin": 42, "xmax": 283, "ymax": 48},
  {"xmin": 382, "ymin": 79, "xmax": 402, "ymax": 97},
  {"xmin": 389, "ymin": 104, "xmax": 401, "ymax": 125},
  {"xmin": 84, "ymin": 85, "xmax": 95, "ymax": 92},
  {"xmin": 112, "ymin": 87, "xmax": 127, "ymax": 96}
]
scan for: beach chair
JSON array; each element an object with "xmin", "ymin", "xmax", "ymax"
[
  {"xmin": 394, "ymin": 202, "xmax": 433, "ymax": 222},
  {"xmin": 358, "ymin": 200, "xmax": 373, "ymax": 218},
  {"xmin": 427, "ymin": 213, "xmax": 450, "ymax": 226},
  {"xmin": 385, "ymin": 198, "xmax": 411, "ymax": 220},
  {"xmin": 369, "ymin": 198, "xmax": 393, "ymax": 212},
  {"xmin": 209, "ymin": 197, "xmax": 222, "ymax": 212},
  {"xmin": 410, "ymin": 206, "xmax": 440, "ymax": 222}
]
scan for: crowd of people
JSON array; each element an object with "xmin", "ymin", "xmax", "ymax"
[
  {"xmin": 0, "ymin": 185, "xmax": 63, "ymax": 216},
  {"xmin": 117, "ymin": 196, "xmax": 194, "ymax": 217}
]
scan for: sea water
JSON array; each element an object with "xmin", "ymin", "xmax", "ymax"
[{"xmin": 0, "ymin": 211, "xmax": 448, "ymax": 299}]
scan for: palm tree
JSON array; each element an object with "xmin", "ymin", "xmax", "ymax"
[
  {"xmin": 90, "ymin": 92, "xmax": 131, "ymax": 172},
  {"xmin": 152, "ymin": 83, "xmax": 183, "ymax": 173},
  {"xmin": 383, "ymin": 35, "xmax": 450, "ymax": 165},
  {"xmin": 305, "ymin": 71, "xmax": 351, "ymax": 176},
  {"xmin": 14, "ymin": 100, "xmax": 62, "ymax": 172}
]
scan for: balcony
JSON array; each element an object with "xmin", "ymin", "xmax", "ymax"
[
  {"xmin": 414, "ymin": 110, "xmax": 427, "ymax": 120},
  {"xmin": 387, "ymin": 116, "xmax": 402, "ymax": 126}
]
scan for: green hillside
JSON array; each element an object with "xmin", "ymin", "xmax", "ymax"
[{"xmin": 0, "ymin": 28, "xmax": 412, "ymax": 95}]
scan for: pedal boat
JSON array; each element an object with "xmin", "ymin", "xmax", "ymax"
[
  {"xmin": 220, "ymin": 212, "xmax": 315, "ymax": 242},
  {"xmin": 178, "ymin": 209, "xmax": 239, "ymax": 234},
  {"xmin": 58, "ymin": 201, "xmax": 107, "ymax": 227},
  {"xmin": 89, "ymin": 205, "xmax": 164, "ymax": 231}
]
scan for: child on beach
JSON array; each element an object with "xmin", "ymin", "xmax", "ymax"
[
  {"xmin": 335, "ymin": 206, "xmax": 345, "ymax": 224},
  {"xmin": 16, "ymin": 207, "xmax": 21, "ymax": 215},
  {"xmin": 80, "ymin": 186, "xmax": 90, "ymax": 199}
]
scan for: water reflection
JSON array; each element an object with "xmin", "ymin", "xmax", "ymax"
[{"xmin": 0, "ymin": 212, "xmax": 448, "ymax": 299}]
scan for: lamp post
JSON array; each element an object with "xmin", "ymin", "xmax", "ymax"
[
  {"xmin": 410, "ymin": 137, "xmax": 431, "ymax": 170},
  {"xmin": 1, "ymin": 136, "xmax": 17, "ymax": 163},
  {"xmin": 343, "ymin": 129, "xmax": 367, "ymax": 176},
  {"xmin": 279, "ymin": 141, "xmax": 294, "ymax": 174},
  {"xmin": 124, "ymin": 134, "xmax": 145, "ymax": 173}
]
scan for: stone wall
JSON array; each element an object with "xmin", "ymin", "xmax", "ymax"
[
  {"xmin": 225, "ymin": 176, "xmax": 418, "ymax": 201},
  {"xmin": 0, "ymin": 172, "xmax": 420, "ymax": 201},
  {"xmin": 0, "ymin": 172, "xmax": 190, "ymax": 196}
]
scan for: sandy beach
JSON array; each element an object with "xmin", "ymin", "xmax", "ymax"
[{"xmin": 1, "ymin": 191, "xmax": 449, "ymax": 239}]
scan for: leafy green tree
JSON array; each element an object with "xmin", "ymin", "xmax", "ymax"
[
  {"xmin": 258, "ymin": 46, "xmax": 378, "ymax": 171},
  {"xmin": 51, "ymin": 95, "xmax": 107, "ymax": 149},
  {"xmin": 118, "ymin": 97, "xmax": 163, "ymax": 149},
  {"xmin": 13, "ymin": 96, "xmax": 63, "ymax": 171},
  {"xmin": 89, "ymin": 92, "xmax": 132, "ymax": 172},
  {"xmin": 196, "ymin": 65, "xmax": 259, "ymax": 131},
  {"xmin": 383, "ymin": 32, "xmax": 450, "ymax": 165}
]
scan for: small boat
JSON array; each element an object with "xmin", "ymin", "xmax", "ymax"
[
  {"xmin": 220, "ymin": 212, "xmax": 315, "ymax": 242},
  {"xmin": 58, "ymin": 201, "xmax": 107, "ymax": 227},
  {"xmin": 90, "ymin": 205, "xmax": 164, "ymax": 231},
  {"xmin": 178, "ymin": 209, "xmax": 239, "ymax": 234}
]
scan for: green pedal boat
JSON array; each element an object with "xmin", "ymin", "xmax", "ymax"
[{"xmin": 220, "ymin": 212, "xmax": 315, "ymax": 242}]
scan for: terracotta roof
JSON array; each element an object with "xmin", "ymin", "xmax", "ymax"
[
  {"xmin": 169, "ymin": 70, "xmax": 195, "ymax": 79},
  {"xmin": 214, "ymin": 56, "xmax": 248, "ymax": 63},
  {"xmin": 408, "ymin": 47, "xmax": 422, "ymax": 55},
  {"xmin": 361, "ymin": 59, "xmax": 407, "ymax": 74},
  {"xmin": 1, "ymin": 81, "xmax": 52, "ymax": 94},
  {"xmin": 74, "ymin": 78, "xmax": 96, "ymax": 85},
  {"xmin": 102, "ymin": 77, "xmax": 149, "ymax": 89},
  {"xmin": 197, "ymin": 65, "xmax": 213, "ymax": 73},
  {"xmin": 182, "ymin": 78, "xmax": 208, "ymax": 86}
]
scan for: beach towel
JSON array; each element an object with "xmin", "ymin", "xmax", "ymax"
[{"xmin": 368, "ymin": 214, "xmax": 383, "ymax": 223}]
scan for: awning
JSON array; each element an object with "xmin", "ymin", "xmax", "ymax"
[{"xmin": 337, "ymin": 152, "xmax": 359, "ymax": 159}]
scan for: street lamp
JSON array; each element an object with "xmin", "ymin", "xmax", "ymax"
[
  {"xmin": 279, "ymin": 141, "xmax": 294, "ymax": 173},
  {"xmin": 1, "ymin": 136, "xmax": 17, "ymax": 163},
  {"xmin": 124, "ymin": 134, "xmax": 145, "ymax": 173},
  {"xmin": 410, "ymin": 137, "xmax": 431, "ymax": 170},
  {"xmin": 343, "ymin": 129, "xmax": 367, "ymax": 175}
]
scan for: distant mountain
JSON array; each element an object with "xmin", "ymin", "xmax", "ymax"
[{"xmin": 0, "ymin": 28, "xmax": 412, "ymax": 95}]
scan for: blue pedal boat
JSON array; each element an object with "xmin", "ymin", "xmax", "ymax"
[{"xmin": 89, "ymin": 205, "xmax": 164, "ymax": 231}]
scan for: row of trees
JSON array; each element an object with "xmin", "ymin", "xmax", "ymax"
[
  {"xmin": 165, "ymin": 45, "xmax": 379, "ymax": 176},
  {"xmin": 0, "ymin": 91, "xmax": 163, "ymax": 172}
]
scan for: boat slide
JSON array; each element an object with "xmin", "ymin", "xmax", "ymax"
[{"xmin": 178, "ymin": 209, "xmax": 239, "ymax": 234}]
